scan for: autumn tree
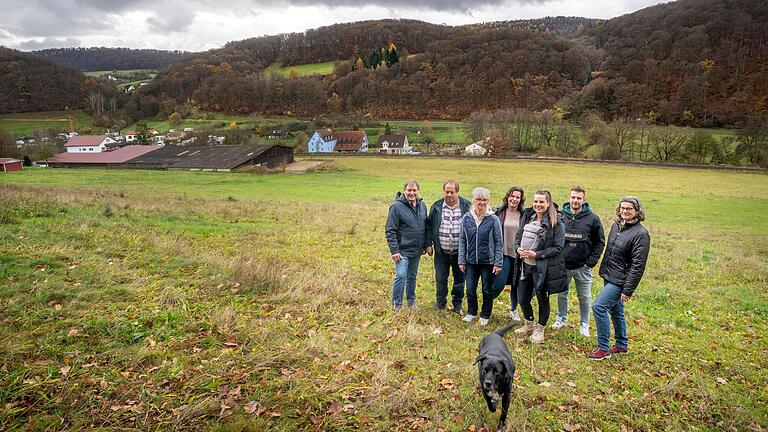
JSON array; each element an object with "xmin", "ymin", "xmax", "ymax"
[
  {"xmin": 0, "ymin": 129, "xmax": 20, "ymax": 158},
  {"xmin": 735, "ymin": 119, "xmax": 768, "ymax": 167}
]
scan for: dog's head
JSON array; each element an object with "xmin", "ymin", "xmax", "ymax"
[{"xmin": 475, "ymin": 354, "xmax": 513, "ymax": 393}]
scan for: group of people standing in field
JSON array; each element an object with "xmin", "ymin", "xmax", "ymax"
[{"xmin": 385, "ymin": 179, "xmax": 651, "ymax": 360}]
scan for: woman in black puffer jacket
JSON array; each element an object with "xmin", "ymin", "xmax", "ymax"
[
  {"xmin": 587, "ymin": 196, "xmax": 651, "ymax": 360},
  {"xmin": 513, "ymin": 190, "xmax": 568, "ymax": 344}
]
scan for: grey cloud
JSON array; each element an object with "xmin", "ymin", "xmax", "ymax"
[
  {"xmin": 285, "ymin": 0, "xmax": 553, "ymax": 12},
  {"xmin": 16, "ymin": 37, "xmax": 83, "ymax": 50}
]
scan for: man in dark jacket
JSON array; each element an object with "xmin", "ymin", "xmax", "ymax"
[
  {"xmin": 385, "ymin": 179, "xmax": 428, "ymax": 311},
  {"xmin": 587, "ymin": 196, "xmax": 651, "ymax": 360},
  {"xmin": 425, "ymin": 180, "xmax": 471, "ymax": 312},
  {"xmin": 551, "ymin": 187, "xmax": 605, "ymax": 337}
]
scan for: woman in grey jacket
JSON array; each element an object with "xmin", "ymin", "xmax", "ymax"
[
  {"xmin": 458, "ymin": 187, "xmax": 503, "ymax": 326},
  {"xmin": 587, "ymin": 196, "xmax": 650, "ymax": 360}
]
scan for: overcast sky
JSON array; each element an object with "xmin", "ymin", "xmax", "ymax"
[{"xmin": 1, "ymin": 0, "xmax": 667, "ymax": 52}]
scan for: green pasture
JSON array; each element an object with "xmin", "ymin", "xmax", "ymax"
[
  {"xmin": 265, "ymin": 61, "xmax": 336, "ymax": 77},
  {"xmin": 0, "ymin": 110, "xmax": 97, "ymax": 137},
  {"xmin": 83, "ymin": 69, "xmax": 158, "ymax": 78},
  {"xmin": 1, "ymin": 158, "xmax": 766, "ymax": 431}
]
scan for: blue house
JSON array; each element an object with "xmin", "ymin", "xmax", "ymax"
[
  {"xmin": 307, "ymin": 129, "xmax": 369, "ymax": 153},
  {"xmin": 307, "ymin": 129, "xmax": 336, "ymax": 153}
]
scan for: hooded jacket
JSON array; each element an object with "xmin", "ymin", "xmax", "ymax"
[
  {"xmin": 599, "ymin": 219, "xmax": 650, "ymax": 297},
  {"xmin": 458, "ymin": 208, "xmax": 503, "ymax": 267},
  {"xmin": 425, "ymin": 196, "xmax": 471, "ymax": 255},
  {"xmin": 385, "ymin": 192, "xmax": 428, "ymax": 258},
  {"xmin": 561, "ymin": 202, "xmax": 606, "ymax": 269}
]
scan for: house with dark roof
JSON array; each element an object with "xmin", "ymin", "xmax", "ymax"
[
  {"xmin": 64, "ymin": 135, "xmax": 118, "ymax": 153},
  {"xmin": 125, "ymin": 145, "xmax": 294, "ymax": 171},
  {"xmin": 377, "ymin": 134, "xmax": 411, "ymax": 155}
]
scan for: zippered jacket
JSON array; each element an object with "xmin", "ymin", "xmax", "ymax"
[
  {"xmin": 385, "ymin": 193, "xmax": 428, "ymax": 258},
  {"xmin": 513, "ymin": 210, "xmax": 568, "ymax": 295},
  {"xmin": 458, "ymin": 209, "xmax": 503, "ymax": 267},
  {"xmin": 599, "ymin": 220, "xmax": 651, "ymax": 297},
  {"xmin": 561, "ymin": 202, "xmax": 606, "ymax": 269},
  {"xmin": 425, "ymin": 196, "xmax": 471, "ymax": 255}
]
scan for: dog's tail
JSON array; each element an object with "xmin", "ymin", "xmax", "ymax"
[{"xmin": 493, "ymin": 324, "xmax": 516, "ymax": 337}]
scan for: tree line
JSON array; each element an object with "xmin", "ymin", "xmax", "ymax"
[
  {"xmin": 31, "ymin": 47, "xmax": 192, "ymax": 72},
  {"xmin": 464, "ymin": 108, "xmax": 767, "ymax": 166}
]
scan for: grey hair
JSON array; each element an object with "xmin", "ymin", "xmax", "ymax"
[
  {"xmin": 616, "ymin": 196, "xmax": 646, "ymax": 221},
  {"xmin": 471, "ymin": 187, "xmax": 491, "ymax": 200},
  {"xmin": 403, "ymin": 179, "xmax": 420, "ymax": 190}
]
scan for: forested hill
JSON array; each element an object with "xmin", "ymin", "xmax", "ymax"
[
  {"xmin": 31, "ymin": 47, "xmax": 193, "ymax": 71},
  {"xmin": 132, "ymin": 19, "xmax": 600, "ymax": 120},
  {"xmin": 0, "ymin": 48, "xmax": 88, "ymax": 113},
  {"xmin": 576, "ymin": 0, "xmax": 768, "ymax": 126},
  {"xmin": 130, "ymin": 0, "xmax": 767, "ymax": 126}
]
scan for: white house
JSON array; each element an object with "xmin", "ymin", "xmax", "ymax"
[
  {"xmin": 124, "ymin": 129, "xmax": 158, "ymax": 143},
  {"xmin": 465, "ymin": 140, "xmax": 487, "ymax": 156},
  {"xmin": 64, "ymin": 135, "xmax": 117, "ymax": 153},
  {"xmin": 378, "ymin": 134, "xmax": 411, "ymax": 155}
]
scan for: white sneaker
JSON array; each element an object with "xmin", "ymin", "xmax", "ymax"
[
  {"xmin": 462, "ymin": 314, "xmax": 477, "ymax": 322},
  {"xmin": 479, "ymin": 317, "xmax": 490, "ymax": 326},
  {"xmin": 510, "ymin": 310, "xmax": 521, "ymax": 321},
  {"xmin": 551, "ymin": 317, "xmax": 567, "ymax": 330},
  {"xmin": 580, "ymin": 323, "xmax": 590, "ymax": 337}
]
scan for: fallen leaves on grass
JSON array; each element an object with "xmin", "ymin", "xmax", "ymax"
[
  {"xmin": 563, "ymin": 423, "xmax": 582, "ymax": 431},
  {"xmin": 439, "ymin": 378, "xmax": 454, "ymax": 390}
]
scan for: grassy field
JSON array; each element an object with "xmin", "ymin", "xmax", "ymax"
[
  {"xmin": 1, "ymin": 157, "xmax": 766, "ymax": 431},
  {"xmin": 83, "ymin": 70, "xmax": 158, "ymax": 78},
  {"xmin": 265, "ymin": 61, "xmax": 337, "ymax": 78},
  {"xmin": 0, "ymin": 110, "xmax": 97, "ymax": 137}
]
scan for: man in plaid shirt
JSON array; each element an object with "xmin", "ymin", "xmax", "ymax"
[{"xmin": 425, "ymin": 180, "xmax": 471, "ymax": 312}]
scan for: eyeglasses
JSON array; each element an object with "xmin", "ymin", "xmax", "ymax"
[{"xmin": 619, "ymin": 207, "xmax": 636, "ymax": 212}]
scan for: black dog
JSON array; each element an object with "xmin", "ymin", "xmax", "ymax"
[{"xmin": 475, "ymin": 324, "xmax": 516, "ymax": 428}]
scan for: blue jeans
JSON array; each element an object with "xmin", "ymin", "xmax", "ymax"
[
  {"xmin": 392, "ymin": 256, "xmax": 420, "ymax": 309},
  {"xmin": 492, "ymin": 255, "xmax": 519, "ymax": 310},
  {"xmin": 592, "ymin": 282, "xmax": 628, "ymax": 351},
  {"xmin": 434, "ymin": 251, "xmax": 465, "ymax": 310},
  {"xmin": 465, "ymin": 263, "xmax": 495, "ymax": 319},
  {"xmin": 556, "ymin": 265, "xmax": 593, "ymax": 325}
]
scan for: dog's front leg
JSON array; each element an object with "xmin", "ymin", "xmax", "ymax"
[
  {"xmin": 482, "ymin": 391, "xmax": 497, "ymax": 413},
  {"xmin": 498, "ymin": 390, "xmax": 510, "ymax": 428}
]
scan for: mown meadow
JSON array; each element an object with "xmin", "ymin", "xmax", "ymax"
[{"xmin": 1, "ymin": 157, "xmax": 766, "ymax": 431}]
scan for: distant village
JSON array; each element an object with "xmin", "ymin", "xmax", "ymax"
[{"xmin": 4, "ymin": 126, "xmax": 493, "ymax": 172}]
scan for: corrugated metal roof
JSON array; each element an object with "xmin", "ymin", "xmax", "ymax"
[
  {"xmin": 0, "ymin": 158, "xmax": 22, "ymax": 164},
  {"xmin": 64, "ymin": 135, "xmax": 109, "ymax": 147},
  {"xmin": 127, "ymin": 145, "xmax": 291, "ymax": 170},
  {"xmin": 50, "ymin": 145, "xmax": 163, "ymax": 164}
]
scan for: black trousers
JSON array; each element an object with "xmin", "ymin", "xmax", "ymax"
[
  {"xmin": 517, "ymin": 263, "xmax": 550, "ymax": 326},
  {"xmin": 434, "ymin": 251, "xmax": 465, "ymax": 310}
]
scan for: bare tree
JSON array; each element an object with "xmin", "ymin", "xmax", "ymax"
[{"xmin": 649, "ymin": 126, "xmax": 689, "ymax": 162}]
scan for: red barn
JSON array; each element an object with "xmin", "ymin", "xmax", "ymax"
[{"xmin": 0, "ymin": 158, "xmax": 23, "ymax": 172}]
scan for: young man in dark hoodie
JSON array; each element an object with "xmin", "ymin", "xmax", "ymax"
[
  {"xmin": 551, "ymin": 186, "xmax": 606, "ymax": 337},
  {"xmin": 385, "ymin": 179, "xmax": 428, "ymax": 311},
  {"xmin": 425, "ymin": 180, "xmax": 471, "ymax": 313}
]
